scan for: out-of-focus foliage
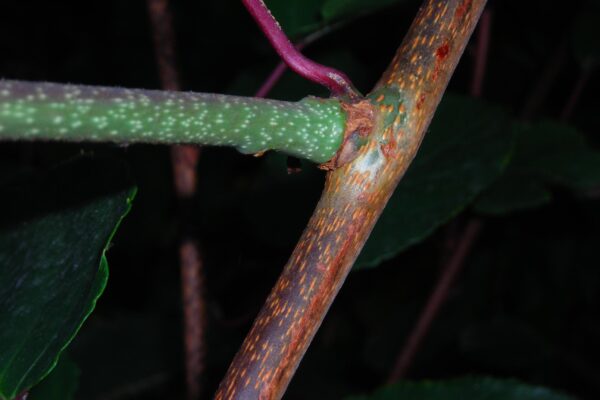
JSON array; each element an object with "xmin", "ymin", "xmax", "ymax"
[
  {"xmin": 346, "ymin": 377, "xmax": 575, "ymax": 400},
  {"xmin": 475, "ymin": 121, "xmax": 600, "ymax": 215},
  {"xmin": 265, "ymin": 0, "xmax": 410, "ymax": 37}
]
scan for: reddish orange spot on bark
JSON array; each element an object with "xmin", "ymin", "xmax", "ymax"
[
  {"xmin": 436, "ymin": 43, "xmax": 450, "ymax": 60},
  {"xmin": 380, "ymin": 137, "xmax": 398, "ymax": 159},
  {"xmin": 455, "ymin": 0, "xmax": 472, "ymax": 20},
  {"xmin": 416, "ymin": 94, "xmax": 426, "ymax": 110},
  {"xmin": 432, "ymin": 40, "xmax": 451, "ymax": 81}
]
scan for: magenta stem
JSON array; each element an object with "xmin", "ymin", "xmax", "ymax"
[
  {"xmin": 255, "ymin": 42, "xmax": 307, "ymax": 98},
  {"xmin": 242, "ymin": 0, "xmax": 359, "ymax": 98},
  {"xmin": 255, "ymin": 27, "xmax": 336, "ymax": 98},
  {"xmin": 255, "ymin": 60, "xmax": 288, "ymax": 98}
]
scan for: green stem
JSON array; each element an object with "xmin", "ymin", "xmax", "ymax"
[{"xmin": 0, "ymin": 80, "xmax": 347, "ymax": 163}]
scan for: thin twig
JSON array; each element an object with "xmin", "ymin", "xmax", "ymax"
[
  {"xmin": 242, "ymin": 0, "xmax": 359, "ymax": 98},
  {"xmin": 521, "ymin": 37, "xmax": 568, "ymax": 120},
  {"xmin": 560, "ymin": 66, "xmax": 592, "ymax": 122},
  {"xmin": 469, "ymin": 10, "xmax": 492, "ymax": 98},
  {"xmin": 179, "ymin": 240, "xmax": 206, "ymax": 400},
  {"xmin": 146, "ymin": 1, "xmax": 206, "ymax": 399},
  {"xmin": 254, "ymin": 42, "xmax": 307, "ymax": 98},
  {"xmin": 254, "ymin": 24, "xmax": 340, "ymax": 98},
  {"xmin": 147, "ymin": 0, "xmax": 180, "ymax": 92},
  {"xmin": 387, "ymin": 219, "xmax": 483, "ymax": 383}
]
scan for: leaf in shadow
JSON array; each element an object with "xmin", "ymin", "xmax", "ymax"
[
  {"xmin": 345, "ymin": 376, "xmax": 576, "ymax": 400},
  {"xmin": 0, "ymin": 157, "xmax": 135, "ymax": 399},
  {"xmin": 475, "ymin": 121, "xmax": 600, "ymax": 215}
]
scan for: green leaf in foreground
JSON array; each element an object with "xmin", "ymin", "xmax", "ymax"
[
  {"xmin": 28, "ymin": 356, "xmax": 79, "ymax": 400},
  {"xmin": 475, "ymin": 121, "xmax": 600, "ymax": 215},
  {"xmin": 345, "ymin": 377, "xmax": 576, "ymax": 400},
  {"xmin": 355, "ymin": 95, "xmax": 513, "ymax": 269},
  {"xmin": 0, "ymin": 157, "xmax": 135, "ymax": 400}
]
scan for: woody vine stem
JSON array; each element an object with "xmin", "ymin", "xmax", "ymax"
[
  {"xmin": 216, "ymin": 0, "xmax": 487, "ymax": 399},
  {"xmin": 145, "ymin": 1, "xmax": 206, "ymax": 399}
]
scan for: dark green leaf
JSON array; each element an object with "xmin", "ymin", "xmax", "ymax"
[
  {"xmin": 264, "ymin": 0, "xmax": 326, "ymax": 38},
  {"xmin": 265, "ymin": 0, "xmax": 411, "ymax": 38},
  {"xmin": 28, "ymin": 356, "xmax": 79, "ymax": 400},
  {"xmin": 475, "ymin": 121, "xmax": 600, "ymax": 215},
  {"xmin": 322, "ymin": 0, "xmax": 408, "ymax": 23},
  {"xmin": 474, "ymin": 174, "xmax": 551, "ymax": 215},
  {"xmin": 511, "ymin": 122, "xmax": 600, "ymax": 189},
  {"xmin": 355, "ymin": 95, "xmax": 513, "ymax": 269},
  {"xmin": 459, "ymin": 318, "xmax": 553, "ymax": 372},
  {"xmin": 0, "ymin": 157, "xmax": 135, "ymax": 400},
  {"xmin": 345, "ymin": 377, "xmax": 576, "ymax": 400}
]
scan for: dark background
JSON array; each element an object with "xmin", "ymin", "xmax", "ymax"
[{"xmin": 1, "ymin": 0, "xmax": 599, "ymax": 399}]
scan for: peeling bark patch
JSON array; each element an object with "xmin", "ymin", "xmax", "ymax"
[
  {"xmin": 380, "ymin": 137, "xmax": 398, "ymax": 159},
  {"xmin": 320, "ymin": 99, "xmax": 376, "ymax": 170},
  {"xmin": 342, "ymin": 99, "xmax": 376, "ymax": 138},
  {"xmin": 432, "ymin": 40, "xmax": 451, "ymax": 82}
]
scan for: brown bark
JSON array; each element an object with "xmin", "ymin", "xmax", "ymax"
[
  {"xmin": 146, "ymin": 1, "xmax": 205, "ymax": 399},
  {"xmin": 215, "ymin": 1, "xmax": 487, "ymax": 399},
  {"xmin": 147, "ymin": 0, "xmax": 179, "ymax": 92},
  {"xmin": 179, "ymin": 239, "xmax": 206, "ymax": 400}
]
